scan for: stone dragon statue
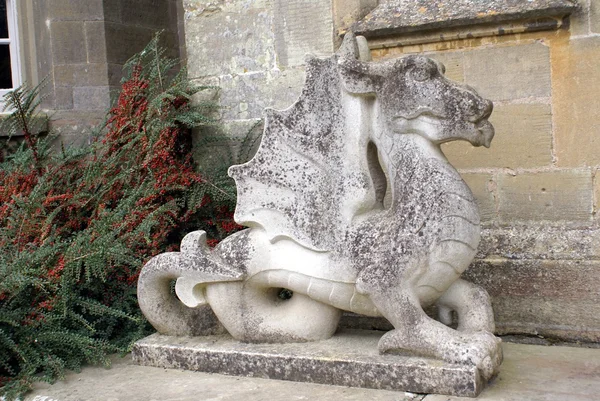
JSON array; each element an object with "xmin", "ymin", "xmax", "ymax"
[{"xmin": 137, "ymin": 33, "xmax": 503, "ymax": 381}]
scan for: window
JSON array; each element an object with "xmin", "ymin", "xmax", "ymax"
[{"xmin": 0, "ymin": 0, "xmax": 20, "ymax": 98}]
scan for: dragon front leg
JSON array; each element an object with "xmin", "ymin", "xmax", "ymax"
[
  {"xmin": 359, "ymin": 275, "xmax": 502, "ymax": 382},
  {"xmin": 436, "ymin": 278, "xmax": 496, "ymax": 333}
]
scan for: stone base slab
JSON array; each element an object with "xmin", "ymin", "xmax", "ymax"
[{"xmin": 132, "ymin": 329, "xmax": 487, "ymax": 397}]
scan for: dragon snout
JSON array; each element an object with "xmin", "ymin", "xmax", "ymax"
[{"xmin": 476, "ymin": 120, "xmax": 495, "ymax": 148}]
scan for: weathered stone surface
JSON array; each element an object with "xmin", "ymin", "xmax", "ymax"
[
  {"xmin": 425, "ymin": 343, "xmax": 600, "ymax": 401},
  {"xmin": 554, "ymin": 37, "xmax": 600, "ymax": 167},
  {"xmin": 53, "ymin": 87, "xmax": 74, "ymax": 110},
  {"xmin": 352, "ymin": 0, "xmax": 577, "ymax": 38},
  {"xmin": 23, "ymin": 342, "xmax": 600, "ymax": 401},
  {"xmin": 132, "ymin": 330, "xmax": 488, "ymax": 397},
  {"xmin": 461, "ymin": 174, "xmax": 496, "ymax": 222},
  {"xmin": 184, "ymin": 8, "xmax": 277, "ymax": 78},
  {"xmin": 497, "ymin": 171, "xmax": 593, "ymax": 223},
  {"xmin": 47, "ymin": 0, "xmax": 104, "ymax": 21},
  {"xmin": 492, "ymin": 298, "xmax": 600, "ymax": 342},
  {"xmin": 53, "ymin": 64, "xmax": 109, "ymax": 87},
  {"xmin": 50, "ymin": 21, "xmax": 87, "ymax": 64},
  {"xmin": 464, "ymin": 42, "xmax": 551, "ymax": 101},
  {"xmin": 118, "ymin": 0, "xmax": 173, "ymax": 29},
  {"xmin": 592, "ymin": 0, "xmax": 600, "ymax": 33},
  {"xmin": 569, "ymin": 0, "xmax": 591, "ymax": 36},
  {"xmin": 216, "ymin": 69, "xmax": 305, "ymax": 120},
  {"xmin": 72, "ymin": 86, "xmax": 111, "ymax": 111},
  {"xmin": 425, "ymin": 51, "xmax": 464, "ymax": 82},
  {"xmin": 333, "ymin": 0, "xmax": 379, "ymax": 36},
  {"xmin": 192, "ymin": 119, "xmax": 263, "ymax": 171},
  {"xmin": 49, "ymin": 111, "xmax": 106, "ymax": 147},
  {"xmin": 137, "ymin": 33, "xmax": 503, "ymax": 388},
  {"xmin": 595, "ymin": 170, "xmax": 600, "ymax": 216},
  {"xmin": 477, "ymin": 226, "xmax": 600, "ymax": 261},
  {"xmin": 101, "ymin": 0, "xmax": 123, "ymax": 22},
  {"xmin": 104, "ymin": 22, "xmax": 177, "ymax": 64},
  {"xmin": 183, "ymin": 0, "xmax": 272, "ymax": 17},
  {"xmin": 26, "ymin": 355, "xmax": 420, "ymax": 401},
  {"xmin": 443, "ymin": 104, "xmax": 553, "ymax": 169},
  {"xmin": 464, "ymin": 259, "xmax": 600, "ymax": 342},
  {"xmin": 272, "ymin": 0, "xmax": 335, "ymax": 67},
  {"xmin": 84, "ymin": 21, "xmax": 108, "ymax": 64}
]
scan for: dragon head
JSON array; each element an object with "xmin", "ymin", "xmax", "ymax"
[{"xmin": 338, "ymin": 33, "xmax": 494, "ymax": 148}]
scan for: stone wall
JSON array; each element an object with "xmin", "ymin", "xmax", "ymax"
[
  {"xmin": 23, "ymin": 0, "xmax": 181, "ymax": 144},
  {"xmin": 365, "ymin": 2, "xmax": 600, "ymax": 343},
  {"xmin": 183, "ymin": 0, "xmax": 600, "ymax": 343},
  {"xmin": 182, "ymin": 0, "xmax": 336, "ymax": 161}
]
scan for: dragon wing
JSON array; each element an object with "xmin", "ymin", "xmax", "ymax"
[{"xmin": 229, "ymin": 54, "xmax": 375, "ymax": 252}]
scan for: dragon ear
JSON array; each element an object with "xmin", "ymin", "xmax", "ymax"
[
  {"xmin": 337, "ymin": 32, "xmax": 393, "ymax": 95},
  {"xmin": 338, "ymin": 31, "xmax": 360, "ymax": 60}
]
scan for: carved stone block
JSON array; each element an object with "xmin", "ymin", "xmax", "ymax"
[{"xmin": 135, "ymin": 32, "xmax": 503, "ymax": 396}]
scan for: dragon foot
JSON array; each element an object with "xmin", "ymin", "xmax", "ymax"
[{"xmin": 378, "ymin": 328, "xmax": 502, "ymax": 381}]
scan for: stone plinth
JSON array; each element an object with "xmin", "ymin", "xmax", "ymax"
[{"xmin": 132, "ymin": 329, "xmax": 488, "ymax": 397}]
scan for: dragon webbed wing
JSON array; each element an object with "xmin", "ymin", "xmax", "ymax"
[{"xmin": 229, "ymin": 56, "xmax": 373, "ymax": 252}]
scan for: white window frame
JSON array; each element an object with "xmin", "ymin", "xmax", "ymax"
[{"xmin": 0, "ymin": 0, "xmax": 21, "ymax": 99}]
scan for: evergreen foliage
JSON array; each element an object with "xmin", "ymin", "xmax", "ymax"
[{"xmin": 0, "ymin": 35, "xmax": 242, "ymax": 399}]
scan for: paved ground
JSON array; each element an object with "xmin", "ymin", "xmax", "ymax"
[{"xmin": 24, "ymin": 342, "xmax": 600, "ymax": 401}]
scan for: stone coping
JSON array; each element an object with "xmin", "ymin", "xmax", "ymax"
[
  {"xmin": 353, "ymin": 0, "xmax": 578, "ymax": 39},
  {"xmin": 132, "ymin": 329, "xmax": 490, "ymax": 397}
]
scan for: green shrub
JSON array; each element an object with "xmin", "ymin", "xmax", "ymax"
[{"xmin": 0, "ymin": 34, "xmax": 241, "ymax": 399}]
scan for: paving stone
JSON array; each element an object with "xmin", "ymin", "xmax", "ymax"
[
  {"xmin": 23, "ymin": 343, "xmax": 600, "ymax": 401},
  {"xmin": 554, "ymin": 36, "xmax": 600, "ymax": 167},
  {"xmin": 443, "ymin": 103, "xmax": 553, "ymax": 169},
  {"xmin": 132, "ymin": 329, "xmax": 489, "ymax": 397},
  {"xmin": 497, "ymin": 170, "xmax": 593, "ymax": 223},
  {"xmin": 25, "ymin": 355, "xmax": 416, "ymax": 401},
  {"xmin": 423, "ymin": 342, "xmax": 600, "ymax": 401},
  {"xmin": 464, "ymin": 42, "xmax": 551, "ymax": 101}
]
